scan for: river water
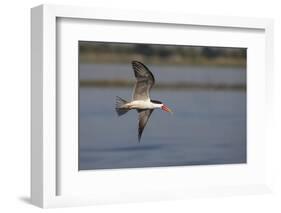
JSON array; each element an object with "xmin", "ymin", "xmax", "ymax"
[{"xmin": 79, "ymin": 63, "xmax": 246, "ymax": 170}]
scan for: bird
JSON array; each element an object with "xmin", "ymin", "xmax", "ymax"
[{"xmin": 115, "ymin": 61, "xmax": 172, "ymax": 142}]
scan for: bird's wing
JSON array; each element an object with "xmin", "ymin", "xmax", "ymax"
[
  {"xmin": 131, "ymin": 61, "xmax": 155, "ymax": 101},
  {"xmin": 138, "ymin": 109, "xmax": 154, "ymax": 142}
]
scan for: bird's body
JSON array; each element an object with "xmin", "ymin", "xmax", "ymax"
[
  {"xmin": 115, "ymin": 61, "xmax": 172, "ymax": 142},
  {"xmin": 123, "ymin": 100, "xmax": 162, "ymax": 110}
]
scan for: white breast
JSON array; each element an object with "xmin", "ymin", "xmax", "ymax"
[
  {"xmin": 129, "ymin": 100, "xmax": 153, "ymax": 109},
  {"xmin": 126, "ymin": 100, "xmax": 162, "ymax": 109}
]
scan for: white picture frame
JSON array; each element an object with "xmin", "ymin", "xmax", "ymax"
[{"xmin": 31, "ymin": 4, "xmax": 274, "ymax": 208}]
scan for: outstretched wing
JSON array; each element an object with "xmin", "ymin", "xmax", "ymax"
[
  {"xmin": 132, "ymin": 61, "xmax": 155, "ymax": 101},
  {"xmin": 138, "ymin": 109, "xmax": 154, "ymax": 142}
]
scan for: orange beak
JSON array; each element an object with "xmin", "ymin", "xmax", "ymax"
[{"xmin": 161, "ymin": 104, "xmax": 173, "ymax": 114}]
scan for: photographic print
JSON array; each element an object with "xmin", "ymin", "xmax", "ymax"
[{"xmin": 79, "ymin": 41, "xmax": 246, "ymax": 170}]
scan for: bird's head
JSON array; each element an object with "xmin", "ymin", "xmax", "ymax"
[{"xmin": 151, "ymin": 100, "xmax": 173, "ymax": 114}]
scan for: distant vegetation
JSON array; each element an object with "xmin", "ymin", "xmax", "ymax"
[{"xmin": 79, "ymin": 41, "xmax": 246, "ymax": 67}]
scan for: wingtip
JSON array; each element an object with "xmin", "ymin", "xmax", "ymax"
[
  {"xmin": 132, "ymin": 60, "xmax": 143, "ymax": 66},
  {"xmin": 131, "ymin": 60, "xmax": 138, "ymax": 67},
  {"xmin": 138, "ymin": 134, "xmax": 141, "ymax": 143}
]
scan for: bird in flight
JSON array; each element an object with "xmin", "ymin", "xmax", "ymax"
[{"xmin": 115, "ymin": 61, "xmax": 172, "ymax": 142}]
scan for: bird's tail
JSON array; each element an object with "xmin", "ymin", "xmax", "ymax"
[{"xmin": 115, "ymin": 96, "xmax": 130, "ymax": 116}]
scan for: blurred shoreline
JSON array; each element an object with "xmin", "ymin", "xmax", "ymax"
[{"xmin": 79, "ymin": 42, "xmax": 246, "ymax": 67}]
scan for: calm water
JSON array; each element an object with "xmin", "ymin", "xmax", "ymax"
[{"xmin": 79, "ymin": 64, "xmax": 246, "ymax": 170}]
